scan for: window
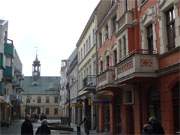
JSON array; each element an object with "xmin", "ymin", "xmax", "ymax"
[
  {"xmin": 89, "ymin": 35, "xmax": 91, "ymax": 49},
  {"xmin": 113, "ymin": 49, "xmax": 117, "ymax": 65},
  {"xmin": 106, "ymin": 55, "xmax": 110, "ymax": 69},
  {"xmin": 37, "ymin": 96, "xmax": 41, "ymax": 103},
  {"xmin": 26, "ymin": 97, "xmax": 30, "ymax": 103},
  {"xmin": 81, "ymin": 48, "xmax": 83, "ymax": 59},
  {"xmin": 54, "ymin": 108, "xmax": 58, "ymax": 115},
  {"xmin": 99, "ymin": 32, "xmax": 102, "ymax": 47},
  {"xmin": 93, "ymin": 29, "xmax": 96, "ymax": 44},
  {"xmin": 166, "ymin": 7, "xmax": 175, "ymax": 50},
  {"xmin": 45, "ymin": 108, "xmax": 49, "ymax": 115},
  {"xmin": 54, "ymin": 96, "xmax": 58, "ymax": 103},
  {"xmin": 46, "ymin": 96, "xmax": 49, "ymax": 103},
  {"xmin": 119, "ymin": 39, "xmax": 122, "ymax": 59},
  {"xmin": 100, "ymin": 61, "xmax": 103, "ymax": 72},
  {"xmin": 84, "ymin": 44, "xmax": 86, "ymax": 56},
  {"xmin": 112, "ymin": 16, "xmax": 116, "ymax": 33},
  {"xmin": 105, "ymin": 25, "xmax": 109, "ymax": 40},
  {"xmin": 146, "ymin": 24, "xmax": 153, "ymax": 54},
  {"xmin": 123, "ymin": 36, "xmax": 127, "ymax": 57}
]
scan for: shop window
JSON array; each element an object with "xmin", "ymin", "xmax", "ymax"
[
  {"xmin": 146, "ymin": 24, "xmax": 153, "ymax": 54},
  {"xmin": 148, "ymin": 89, "xmax": 161, "ymax": 121},
  {"xmin": 166, "ymin": 7, "xmax": 175, "ymax": 50},
  {"xmin": 172, "ymin": 82, "xmax": 180, "ymax": 134}
]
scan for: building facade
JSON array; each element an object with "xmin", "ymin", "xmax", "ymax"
[
  {"xmin": 66, "ymin": 49, "xmax": 78, "ymax": 126},
  {"xmin": 21, "ymin": 56, "xmax": 60, "ymax": 119},
  {"xmin": 96, "ymin": 0, "xmax": 180, "ymax": 134},
  {"xmin": 0, "ymin": 20, "xmax": 23, "ymax": 126},
  {"xmin": 76, "ymin": 7, "xmax": 97, "ymax": 131},
  {"xmin": 59, "ymin": 0, "xmax": 180, "ymax": 134}
]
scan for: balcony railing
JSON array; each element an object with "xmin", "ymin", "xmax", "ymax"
[
  {"xmin": 115, "ymin": 49, "xmax": 159, "ymax": 83},
  {"xmin": 97, "ymin": 67, "xmax": 115, "ymax": 88},
  {"xmin": 83, "ymin": 75, "xmax": 96, "ymax": 91},
  {"xmin": 4, "ymin": 66, "xmax": 13, "ymax": 78},
  {"xmin": 117, "ymin": 10, "xmax": 133, "ymax": 33},
  {"xmin": 4, "ymin": 40, "xmax": 14, "ymax": 57}
]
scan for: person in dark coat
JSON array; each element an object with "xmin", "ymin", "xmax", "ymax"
[
  {"xmin": 148, "ymin": 117, "xmax": 165, "ymax": 135},
  {"xmin": 142, "ymin": 123, "xmax": 153, "ymax": 135},
  {"xmin": 142, "ymin": 117, "xmax": 165, "ymax": 135},
  {"xmin": 36, "ymin": 119, "xmax": 51, "ymax": 135},
  {"xmin": 80, "ymin": 117, "xmax": 90, "ymax": 135},
  {"xmin": 21, "ymin": 114, "xmax": 33, "ymax": 135}
]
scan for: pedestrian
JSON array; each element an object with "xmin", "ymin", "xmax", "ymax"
[
  {"xmin": 148, "ymin": 117, "xmax": 165, "ymax": 135},
  {"xmin": 142, "ymin": 117, "xmax": 165, "ymax": 135},
  {"xmin": 142, "ymin": 123, "xmax": 153, "ymax": 135},
  {"xmin": 21, "ymin": 114, "xmax": 33, "ymax": 135},
  {"xmin": 36, "ymin": 119, "xmax": 51, "ymax": 135},
  {"xmin": 80, "ymin": 117, "xmax": 90, "ymax": 135}
]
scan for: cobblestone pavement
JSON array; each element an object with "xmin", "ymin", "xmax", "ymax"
[
  {"xmin": 0, "ymin": 119, "xmax": 76, "ymax": 135},
  {"xmin": 0, "ymin": 119, "xmax": 106, "ymax": 135}
]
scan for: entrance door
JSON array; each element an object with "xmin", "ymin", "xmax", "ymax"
[
  {"xmin": 126, "ymin": 106, "xmax": 134, "ymax": 134},
  {"xmin": 173, "ymin": 82, "xmax": 180, "ymax": 134},
  {"xmin": 148, "ymin": 88, "xmax": 161, "ymax": 121},
  {"xmin": 104, "ymin": 104, "xmax": 110, "ymax": 132},
  {"xmin": 114, "ymin": 96, "xmax": 121, "ymax": 134}
]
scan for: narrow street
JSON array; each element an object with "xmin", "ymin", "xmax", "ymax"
[
  {"xmin": 0, "ymin": 119, "xmax": 101, "ymax": 135},
  {"xmin": 0, "ymin": 120, "xmax": 76, "ymax": 135}
]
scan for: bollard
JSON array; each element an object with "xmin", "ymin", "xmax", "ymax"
[{"xmin": 77, "ymin": 126, "xmax": 81, "ymax": 135}]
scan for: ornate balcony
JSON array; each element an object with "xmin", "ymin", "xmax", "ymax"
[
  {"xmin": 82, "ymin": 75, "xmax": 96, "ymax": 92},
  {"xmin": 4, "ymin": 40, "xmax": 14, "ymax": 57},
  {"xmin": 115, "ymin": 49, "xmax": 159, "ymax": 83},
  {"xmin": 3, "ymin": 66, "xmax": 13, "ymax": 79},
  {"xmin": 97, "ymin": 67, "xmax": 115, "ymax": 90}
]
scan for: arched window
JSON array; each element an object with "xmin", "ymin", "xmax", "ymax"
[
  {"xmin": 37, "ymin": 96, "xmax": 41, "ymax": 103},
  {"xmin": 172, "ymin": 82, "xmax": 180, "ymax": 133}
]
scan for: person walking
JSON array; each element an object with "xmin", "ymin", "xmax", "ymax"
[
  {"xmin": 142, "ymin": 117, "xmax": 165, "ymax": 135},
  {"xmin": 80, "ymin": 117, "xmax": 90, "ymax": 135},
  {"xmin": 36, "ymin": 119, "xmax": 51, "ymax": 135},
  {"xmin": 21, "ymin": 114, "xmax": 33, "ymax": 135}
]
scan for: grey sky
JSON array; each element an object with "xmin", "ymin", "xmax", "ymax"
[{"xmin": 0, "ymin": 0, "xmax": 100, "ymax": 76}]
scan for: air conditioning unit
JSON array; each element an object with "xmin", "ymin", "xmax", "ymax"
[{"xmin": 123, "ymin": 89, "xmax": 134, "ymax": 105}]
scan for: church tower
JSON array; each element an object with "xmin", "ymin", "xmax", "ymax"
[{"xmin": 32, "ymin": 54, "xmax": 41, "ymax": 81}]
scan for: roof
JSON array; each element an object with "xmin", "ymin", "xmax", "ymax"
[{"xmin": 22, "ymin": 76, "xmax": 60, "ymax": 95}]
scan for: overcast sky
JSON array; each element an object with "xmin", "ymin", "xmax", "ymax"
[{"xmin": 0, "ymin": 0, "xmax": 100, "ymax": 76}]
